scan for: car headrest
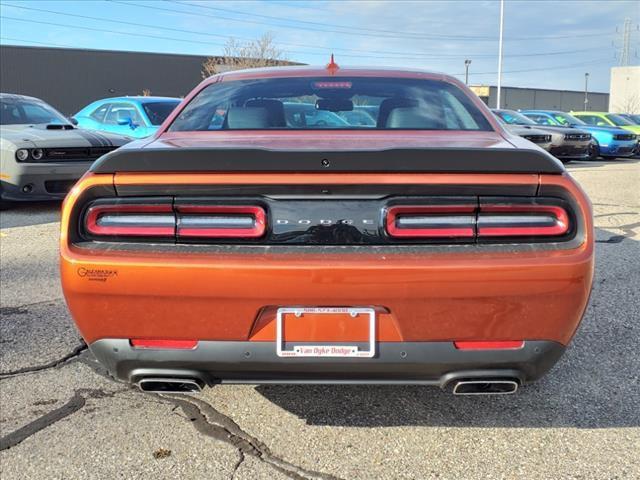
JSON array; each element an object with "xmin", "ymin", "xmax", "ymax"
[
  {"xmin": 224, "ymin": 107, "xmax": 270, "ymax": 129},
  {"xmin": 377, "ymin": 98, "xmax": 418, "ymax": 127},
  {"xmin": 385, "ymin": 107, "xmax": 446, "ymax": 129},
  {"xmin": 115, "ymin": 109, "xmax": 132, "ymax": 122},
  {"xmin": 245, "ymin": 99, "xmax": 286, "ymax": 127}
]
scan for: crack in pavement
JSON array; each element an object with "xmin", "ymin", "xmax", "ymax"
[
  {"xmin": 0, "ymin": 347, "xmax": 340, "ymax": 479},
  {"xmin": 594, "ymin": 211, "xmax": 638, "ymax": 218},
  {"xmin": 0, "ymin": 341, "xmax": 87, "ymax": 378},
  {"xmin": 231, "ymin": 449, "xmax": 246, "ymax": 480},
  {"xmin": 0, "ymin": 298, "xmax": 65, "ymax": 314},
  {"xmin": 594, "ymin": 221, "xmax": 640, "ymax": 244},
  {"xmin": 596, "ymin": 235, "xmax": 627, "ymax": 244},
  {"xmin": 0, "ymin": 388, "xmax": 126, "ymax": 451},
  {"xmin": 161, "ymin": 394, "xmax": 342, "ymax": 480},
  {"xmin": 0, "ymin": 306, "xmax": 29, "ymax": 316}
]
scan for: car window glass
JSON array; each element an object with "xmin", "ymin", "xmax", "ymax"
[
  {"xmin": 576, "ymin": 115, "xmax": 596, "ymax": 125},
  {"xmin": 104, "ymin": 103, "xmax": 143, "ymax": 125},
  {"xmin": 503, "ymin": 111, "xmax": 536, "ymax": 125},
  {"xmin": 90, "ymin": 104, "xmax": 110, "ymax": 122},
  {"xmin": 585, "ymin": 116, "xmax": 609, "ymax": 126},
  {"xmin": 527, "ymin": 114, "xmax": 553, "ymax": 125},
  {"xmin": 169, "ymin": 77, "xmax": 493, "ymax": 131},
  {"xmin": 552, "ymin": 114, "xmax": 570, "ymax": 126},
  {"xmin": 441, "ymin": 90, "xmax": 479, "ymax": 129},
  {"xmin": 141, "ymin": 101, "xmax": 180, "ymax": 126},
  {"xmin": 0, "ymin": 98, "xmax": 68, "ymax": 125},
  {"xmin": 606, "ymin": 114, "xmax": 633, "ymax": 126},
  {"xmin": 552, "ymin": 112, "xmax": 585, "ymax": 126}
]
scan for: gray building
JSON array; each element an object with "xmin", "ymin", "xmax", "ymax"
[
  {"xmin": 0, "ymin": 45, "xmax": 293, "ymax": 115},
  {"xmin": 1, "ymin": 44, "xmax": 612, "ymax": 115},
  {"xmin": 470, "ymin": 85, "xmax": 610, "ymax": 112}
]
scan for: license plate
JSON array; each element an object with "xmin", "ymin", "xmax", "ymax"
[{"xmin": 276, "ymin": 307, "xmax": 376, "ymax": 358}]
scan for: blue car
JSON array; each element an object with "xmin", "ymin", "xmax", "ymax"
[
  {"xmin": 521, "ymin": 110, "xmax": 637, "ymax": 159},
  {"xmin": 73, "ymin": 96, "xmax": 181, "ymax": 139}
]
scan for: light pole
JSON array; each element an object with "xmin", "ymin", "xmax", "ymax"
[
  {"xmin": 464, "ymin": 59, "xmax": 472, "ymax": 85},
  {"xmin": 496, "ymin": 0, "xmax": 505, "ymax": 108},
  {"xmin": 584, "ymin": 73, "xmax": 590, "ymax": 110}
]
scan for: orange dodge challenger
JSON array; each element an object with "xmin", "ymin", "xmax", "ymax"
[{"xmin": 60, "ymin": 65, "xmax": 594, "ymax": 395}]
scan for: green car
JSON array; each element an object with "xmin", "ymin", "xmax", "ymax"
[{"xmin": 570, "ymin": 111, "xmax": 640, "ymax": 135}]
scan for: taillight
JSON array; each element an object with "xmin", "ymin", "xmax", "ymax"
[
  {"xmin": 477, "ymin": 204, "xmax": 569, "ymax": 238},
  {"xmin": 386, "ymin": 200, "xmax": 571, "ymax": 241},
  {"xmin": 85, "ymin": 203, "xmax": 175, "ymax": 237},
  {"xmin": 83, "ymin": 200, "xmax": 267, "ymax": 240},
  {"xmin": 386, "ymin": 205, "xmax": 476, "ymax": 238},
  {"xmin": 176, "ymin": 205, "xmax": 266, "ymax": 238}
]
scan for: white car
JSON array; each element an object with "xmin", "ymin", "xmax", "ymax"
[{"xmin": 1, "ymin": 93, "xmax": 131, "ymax": 204}]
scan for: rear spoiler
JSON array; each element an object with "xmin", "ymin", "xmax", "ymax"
[{"xmin": 90, "ymin": 147, "xmax": 565, "ymax": 174}]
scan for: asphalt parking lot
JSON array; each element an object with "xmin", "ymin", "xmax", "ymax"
[{"xmin": 1, "ymin": 159, "xmax": 638, "ymax": 479}]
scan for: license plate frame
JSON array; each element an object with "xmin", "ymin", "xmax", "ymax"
[{"xmin": 276, "ymin": 307, "xmax": 376, "ymax": 358}]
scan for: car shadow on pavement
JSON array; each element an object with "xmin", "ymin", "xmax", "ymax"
[
  {"xmin": 0, "ymin": 201, "xmax": 62, "ymax": 229},
  {"xmin": 256, "ymin": 228, "xmax": 639, "ymax": 429},
  {"xmin": 566, "ymin": 158, "xmax": 639, "ymax": 170}
]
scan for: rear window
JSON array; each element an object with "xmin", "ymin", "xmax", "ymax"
[{"xmin": 168, "ymin": 77, "xmax": 493, "ymax": 131}]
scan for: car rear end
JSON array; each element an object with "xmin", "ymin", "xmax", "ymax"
[{"xmin": 60, "ymin": 69, "xmax": 594, "ymax": 394}]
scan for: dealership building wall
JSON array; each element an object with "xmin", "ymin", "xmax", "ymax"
[
  {"xmin": 0, "ymin": 45, "xmax": 617, "ymax": 116},
  {"xmin": 469, "ymin": 85, "xmax": 609, "ymax": 112},
  {"xmin": 0, "ymin": 45, "xmax": 294, "ymax": 116},
  {"xmin": 609, "ymin": 66, "xmax": 640, "ymax": 114}
]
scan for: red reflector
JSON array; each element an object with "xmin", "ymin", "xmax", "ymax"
[
  {"xmin": 477, "ymin": 205, "xmax": 569, "ymax": 237},
  {"xmin": 85, "ymin": 204, "xmax": 175, "ymax": 237},
  {"xmin": 386, "ymin": 205, "xmax": 476, "ymax": 238},
  {"xmin": 454, "ymin": 341, "xmax": 524, "ymax": 350},
  {"xmin": 130, "ymin": 339, "xmax": 198, "ymax": 349},
  {"xmin": 176, "ymin": 205, "xmax": 266, "ymax": 238}
]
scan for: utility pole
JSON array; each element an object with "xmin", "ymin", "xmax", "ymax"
[
  {"xmin": 620, "ymin": 17, "xmax": 632, "ymax": 66},
  {"xmin": 464, "ymin": 59, "xmax": 472, "ymax": 85},
  {"xmin": 584, "ymin": 73, "xmax": 589, "ymax": 111},
  {"xmin": 496, "ymin": 0, "xmax": 505, "ymax": 109}
]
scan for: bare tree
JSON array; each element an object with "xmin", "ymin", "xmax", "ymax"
[
  {"xmin": 614, "ymin": 93, "xmax": 640, "ymax": 114},
  {"xmin": 141, "ymin": 89, "xmax": 152, "ymax": 96},
  {"xmin": 202, "ymin": 33, "xmax": 286, "ymax": 78}
]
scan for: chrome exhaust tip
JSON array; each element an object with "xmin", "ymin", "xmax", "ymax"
[
  {"xmin": 138, "ymin": 377, "xmax": 203, "ymax": 393},
  {"xmin": 452, "ymin": 379, "xmax": 519, "ymax": 395}
]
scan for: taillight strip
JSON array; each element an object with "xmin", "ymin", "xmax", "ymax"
[
  {"xmin": 477, "ymin": 205, "xmax": 569, "ymax": 237},
  {"xmin": 85, "ymin": 204, "xmax": 175, "ymax": 237},
  {"xmin": 176, "ymin": 205, "xmax": 266, "ymax": 238},
  {"xmin": 386, "ymin": 205, "xmax": 476, "ymax": 238}
]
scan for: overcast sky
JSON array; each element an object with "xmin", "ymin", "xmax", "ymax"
[{"xmin": 1, "ymin": 0, "xmax": 638, "ymax": 92}]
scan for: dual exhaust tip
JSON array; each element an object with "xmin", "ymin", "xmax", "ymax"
[
  {"xmin": 137, "ymin": 377, "xmax": 519, "ymax": 395},
  {"xmin": 138, "ymin": 377, "xmax": 203, "ymax": 393},
  {"xmin": 451, "ymin": 379, "xmax": 519, "ymax": 395}
]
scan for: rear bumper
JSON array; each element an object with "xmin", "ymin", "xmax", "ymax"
[
  {"xmin": 90, "ymin": 338, "xmax": 565, "ymax": 387},
  {"xmin": 1, "ymin": 161, "xmax": 91, "ymax": 200}
]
